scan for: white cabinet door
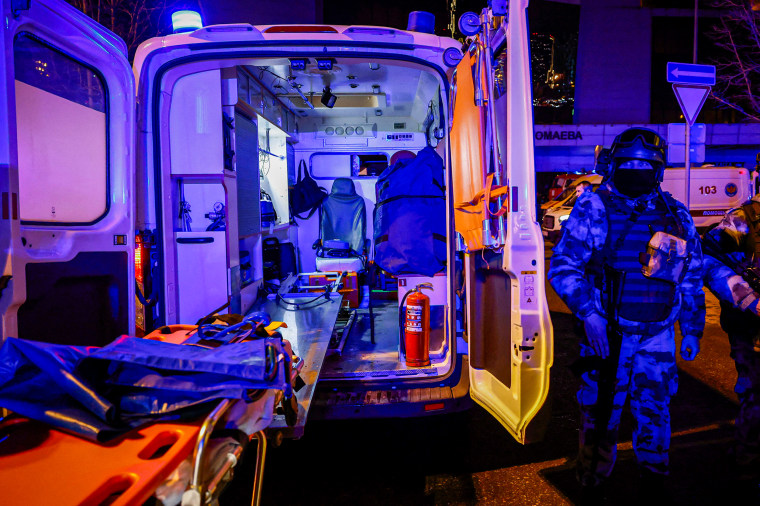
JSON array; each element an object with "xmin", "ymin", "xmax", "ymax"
[{"xmin": 176, "ymin": 231, "xmax": 228, "ymax": 324}]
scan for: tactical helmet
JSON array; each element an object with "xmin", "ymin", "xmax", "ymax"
[{"xmin": 607, "ymin": 127, "xmax": 667, "ymax": 182}]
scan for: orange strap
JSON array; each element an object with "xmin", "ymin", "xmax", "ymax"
[{"xmin": 454, "ymin": 173, "xmax": 510, "ymax": 216}]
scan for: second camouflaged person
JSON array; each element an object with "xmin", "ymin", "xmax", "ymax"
[
  {"xmin": 548, "ymin": 128, "xmax": 706, "ymax": 500},
  {"xmin": 702, "ymin": 195, "xmax": 760, "ymax": 490}
]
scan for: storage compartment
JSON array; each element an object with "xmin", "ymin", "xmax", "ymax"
[
  {"xmin": 159, "ymin": 56, "xmax": 454, "ymax": 382},
  {"xmin": 175, "ymin": 231, "xmax": 227, "ymax": 323}
]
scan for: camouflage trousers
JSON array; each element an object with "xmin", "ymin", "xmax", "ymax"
[
  {"xmin": 727, "ymin": 331, "xmax": 760, "ymax": 465},
  {"xmin": 576, "ymin": 326, "xmax": 678, "ymax": 485}
]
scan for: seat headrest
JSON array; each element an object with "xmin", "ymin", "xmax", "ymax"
[{"xmin": 331, "ymin": 178, "xmax": 357, "ymax": 196}]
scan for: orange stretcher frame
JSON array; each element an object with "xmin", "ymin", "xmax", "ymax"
[{"xmin": 0, "ymin": 324, "xmax": 278, "ymax": 506}]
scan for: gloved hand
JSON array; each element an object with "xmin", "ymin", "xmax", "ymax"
[
  {"xmin": 583, "ymin": 312, "xmax": 609, "ymax": 359},
  {"xmin": 731, "ymin": 279, "xmax": 759, "ymax": 313},
  {"xmin": 680, "ymin": 335, "xmax": 700, "ymax": 361}
]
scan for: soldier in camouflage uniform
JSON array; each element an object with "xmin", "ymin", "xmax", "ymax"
[
  {"xmin": 702, "ymin": 195, "xmax": 760, "ymax": 480},
  {"xmin": 548, "ymin": 128, "xmax": 705, "ymax": 493}
]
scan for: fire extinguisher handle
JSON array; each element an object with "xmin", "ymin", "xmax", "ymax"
[{"xmin": 416, "ymin": 282, "xmax": 434, "ymax": 291}]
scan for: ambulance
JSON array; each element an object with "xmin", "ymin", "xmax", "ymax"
[{"xmin": 0, "ymin": 0, "xmax": 552, "ymax": 444}]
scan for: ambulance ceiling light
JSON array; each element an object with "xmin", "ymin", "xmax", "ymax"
[
  {"xmin": 289, "ymin": 58, "xmax": 309, "ymax": 71},
  {"xmin": 316, "ymin": 58, "xmax": 335, "ymax": 71},
  {"xmin": 172, "ymin": 10, "xmax": 203, "ymax": 33}
]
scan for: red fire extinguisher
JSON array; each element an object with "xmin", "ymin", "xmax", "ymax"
[{"xmin": 402, "ymin": 283, "xmax": 434, "ymax": 367}]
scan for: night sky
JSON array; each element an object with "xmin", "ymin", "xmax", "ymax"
[
  {"xmin": 206, "ymin": 0, "xmax": 581, "ymax": 39},
  {"xmin": 321, "ymin": 0, "xmax": 580, "ymax": 38}
]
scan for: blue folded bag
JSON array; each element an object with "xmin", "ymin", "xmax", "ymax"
[{"xmin": 0, "ymin": 328, "xmax": 288, "ymax": 441}]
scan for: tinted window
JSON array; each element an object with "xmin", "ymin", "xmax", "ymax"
[
  {"xmin": 14, "ymin": 33, "xmax": 105, "ymax": 112},
  {"xmin": 311, "ymin": 153, "xmax": 389, "ymax": 179},
  {"xmin": 14, "ymin": 33, "xmax": 108, "ymax": 224}
]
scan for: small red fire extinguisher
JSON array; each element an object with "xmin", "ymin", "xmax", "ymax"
[{"xmin": 402, "ymin": 283, "xmax": 434, "ymax": 367}]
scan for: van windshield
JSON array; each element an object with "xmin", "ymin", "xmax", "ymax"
[
  {"xmin": 553, "ymin": 186, "xmax": 575, "ymax": 202},
  {"xmin": 564, "ymin": 184, "xmax": 599, "ymax": 207}
]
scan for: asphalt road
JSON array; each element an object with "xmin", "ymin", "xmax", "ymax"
[{"xmin": 222, "ymin": 243, "xmax": 758, "ymax": 505}]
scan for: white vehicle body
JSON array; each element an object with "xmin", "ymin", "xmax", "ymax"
[
  {"xmin": 0, "ymin": 0, "xmax": 551, "ymax": 444},
  {"xmin": 542, "ymin": 166, "xmax": 753, "ymax": 242},
  {"xmin": 541, "ymin": 173, "xmax": 602, "ymax": 213},
  {"xmin": 660, "ymin": 166, "xmax": 754, "ymax": 229}
]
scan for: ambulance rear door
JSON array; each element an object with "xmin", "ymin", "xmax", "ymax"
[
  {"xmin": 0, "ymin": 0, "xmax": 135, "ymax": 344},
  {"xmin": 453, "ymin": 1, "xmax": 553, "ymax": 444}
]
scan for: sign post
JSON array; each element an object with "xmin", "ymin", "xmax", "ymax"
[{"xmin": 667, "ymin": 62, "xmax": 715, "ymax": 210}]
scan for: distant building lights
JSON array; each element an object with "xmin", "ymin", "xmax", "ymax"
[{"xmin": 171, "ymin": 11, "xmax": 203, "ymax": 33}]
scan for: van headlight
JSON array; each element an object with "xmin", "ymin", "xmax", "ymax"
[{"xmin": 558, "ymin": 214, "xmax": 570, "ymax": 223}]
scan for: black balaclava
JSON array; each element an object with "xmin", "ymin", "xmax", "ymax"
[{"xmin": 612, "ymin": 166, "xmax": 658, "ymax": 198}]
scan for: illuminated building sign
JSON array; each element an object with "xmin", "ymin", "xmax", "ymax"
[{"xmin": 535, "ymin": 130, "xmax": 583, "ymax": 141}]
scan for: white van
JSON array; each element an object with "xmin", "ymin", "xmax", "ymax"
[
  {"xmin": 541, "ymin": 175, "xmax": 602, "ymax": 242},
  {"xmin": 660, "ymin": 166, "xmax": 754, "ymax": 229},
  {"xmin": 541, "ymin": 166, "xmax": 753, "ymax": 242},
  {"xmin": 541, "ymin": 173, "xmax": 602, "ymax": 214},
  {"xmin": 0, "ymin": 0, "xmax": 552, "ymax": 443}
]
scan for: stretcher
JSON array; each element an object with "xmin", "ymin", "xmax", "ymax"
[{"xmin": 0, "ymin": 320, "xmax": 299, "ymax": 506}]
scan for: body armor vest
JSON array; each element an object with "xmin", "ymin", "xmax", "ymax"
[{"xmin": 592, "ymin": 188, "xmax": 683, "ymax": 323}]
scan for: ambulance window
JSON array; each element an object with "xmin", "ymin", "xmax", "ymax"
[
  {"xmin": 311, "ymin": 153, "xmax": 388, "ymax": 179},
  {"xmin": 13, "ymin": 33, "xmax": 108, "ymax": 224}
]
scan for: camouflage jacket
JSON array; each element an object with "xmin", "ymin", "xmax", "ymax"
[
  {"xmin": 548, "ymin": 184, "xmax": 705, "ymax": 337},
  {"xmin": 703, "ymin": 194, "xmax": 760, "ymax": 314}
]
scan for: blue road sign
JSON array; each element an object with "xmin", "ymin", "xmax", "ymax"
[{"xmin": 667, "ymin": 62, "xmax": 716, "ymax": 86}]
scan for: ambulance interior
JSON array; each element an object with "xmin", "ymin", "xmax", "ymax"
[{"xmin": 158, "ymin": 56, "xmax": 457, "ymax": 383}]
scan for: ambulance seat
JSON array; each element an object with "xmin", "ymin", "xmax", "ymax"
[{"xmin": 313, "ymin": 178, "xmax": 368, "ymax": 273}]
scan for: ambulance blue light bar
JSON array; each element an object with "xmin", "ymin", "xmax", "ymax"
[{"xmin": 172, "ymin": 11, "xmax": 203, "ymax": 33}]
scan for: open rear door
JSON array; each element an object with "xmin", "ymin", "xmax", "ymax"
[
  {"xmin": 0, "ymin": 0, "xmax": 135, "ymax": 344},
  {"xmin": 451, "ymin": 1, "xmax": 553, "ymax": 444},
  {"xmin": 0, "ymin": 1, "xmax": 20, "ymax": 342}
]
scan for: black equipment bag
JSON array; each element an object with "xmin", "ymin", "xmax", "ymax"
[
  {"xmin": 262, "ymin": 237, "xmax": 281, "ymax": 281},
  {"xmin": 279, "ymin": 242, "xmax": 298, "ymax": 279},
  {"xmin": 289, "ymin": 160, "xmax": 328, "ymax": 220}
]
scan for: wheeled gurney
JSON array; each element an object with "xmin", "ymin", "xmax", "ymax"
[{"xmin": 0, "ymin": 317, "xmax": 300, "ymax": 506}]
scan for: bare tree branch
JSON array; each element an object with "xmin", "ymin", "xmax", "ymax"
[
  {"xmin": 65, "ymin": 0, "xmax": 171, "ymax": 61},
  {"xmin": 710, "ymin": 0, "xmax": 760, "ymax": 122}
]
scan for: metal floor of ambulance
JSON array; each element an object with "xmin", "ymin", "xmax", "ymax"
[{"xmin": 319, "ymin": 300, "xmax": 447, "ymax": 379}]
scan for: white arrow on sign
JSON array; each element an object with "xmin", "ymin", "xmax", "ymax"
[
  {"xmin": 672, "ymin": 84, "xmax": 710, "ymax": 125},
  {"xmin": 671, "ymin": 68, "xmax": 713, "ymax": 80}
]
